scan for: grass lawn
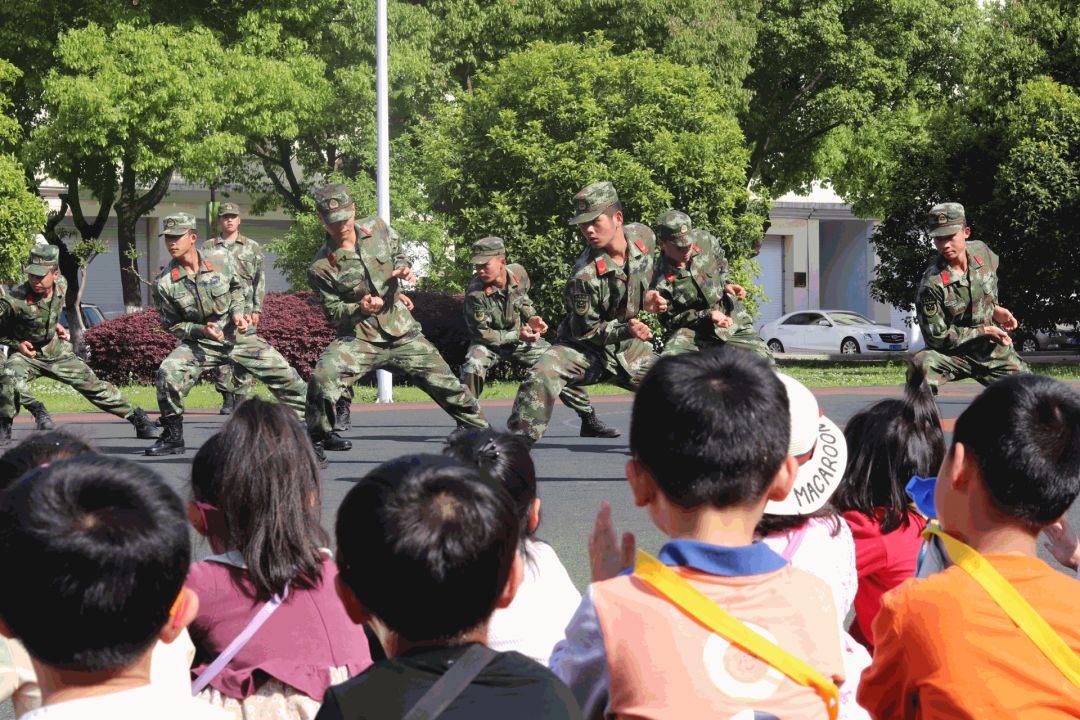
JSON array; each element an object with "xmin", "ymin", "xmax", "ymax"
[{"xmin": 20, "ymin": 361, "xmax": 1080, "ymax": 414}]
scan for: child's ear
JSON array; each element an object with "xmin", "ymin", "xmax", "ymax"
[
  {"xmin": 766, "ymin": 455, "xmax": 799, "ymax": 502},
  {"xmin": 160, "ymin": 587, "xmax": 200, "ymax": 644},
  {"xmin": 948, "ymin": 442, "xmax": 973, "ymax": 490},
  {"xmin": 527, "ymin": 497, "xmax": 541, "ymax": 533},
  {"xmin": 187, "ymin": 501, "xmax": 208, "ymax": 537},
  {"xmin": 625, "ymin": 458, "xmax": 656, "ymax": 508},
  {"xmin": 335, "ymin": 574, "xmax": 373, "ymax": 626},
  {"xmin": 495, "ymin": 553, "xmax": 525, "ymax": 610}
]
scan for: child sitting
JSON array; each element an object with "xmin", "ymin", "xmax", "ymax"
[
  {"xmin": 0, "ymin": 455, "xmax": 226, "ymax": 719},
  {"xmin": 186, "ymin": 397, "xmax": 371, "ymax": 719},
  {"xmin": 552, "ymin": 348, "xmax": 844, "ymax": 718},
  {"xmin": 444, "ymin": 428, "xmax": 582, "ymax": 664},
  {"xmin": 831, "ymin": 366, "xmax": 943, "ymax": 650},
  {"xmin": 858, "ymin": 374, "xmax": 1080, "ymax": 716},
  {"xmin": 322, "ymin": 454, "xmax": 580, "ymax": 719}
]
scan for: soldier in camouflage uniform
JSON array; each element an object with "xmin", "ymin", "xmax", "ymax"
[
  {"xmin": 507, "ymin": 182, "xmax": 659, "ymax": 443},
  {"xmin": 306, "ymin": 184, "xmax": 488, "ymax": 458},
  {"xmin": 645, "ymin": 212, "xmax": 773, "ymax": 362},
  {"xmin": 147, "ymin": 213, "xmax": 307, "ymax": 456},
  {"xmin": 461, "ymin": 236, "xmax": 620, "ymax": 438},
  {"xmin": 0, "ymin": 245, "xmax": 158, "ymax": 446},
  {"xmin": 913, "ymin": 202, "xmax": 1029, "ymax": 392},
  {"xmin": 202, "ymin": 201, "xmax": 260, "ymax": 415},
  {"xmin": 0, "ymin": 267, "xmax": 55, "ymax": 431}
]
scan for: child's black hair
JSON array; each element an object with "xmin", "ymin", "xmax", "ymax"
[
  {"xmin": 0, "ymin": 430, "xmax": 93, "ymax": 492},
  {"xmin": 190, "ymin": 397, "xmax": 329, "ymax": 599},
  {"xmin": 953, "ymin": 374, "xmax": 1080, "ymax": 529},
  {"xmin": 0, "ymin": 456, "xmax": 189, "ymax": 672},
  {"xmin": 832, "ymin": 364, "xmax": 944, "ymax": 533},
  {"xmin": 630, "ymin": 348, "xmax": 790, "ymax": 509},
  {"xmin": 336, "ymin": 454, "xmax": 518, "ymax": 643}
]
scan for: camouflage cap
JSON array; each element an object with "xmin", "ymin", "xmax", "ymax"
[
  {"xmin": 687, "ymin": 227, "xmax": 715, "ymax": 249},
  {"xmin": 313, "ymin": 183, "xmax": 355, "ymax": 224},
  {"xmin": 24, "ymin": 244, "xmax": 59, "ymax": 277},
  {"xmin": 655, "ymin": 209, "xmax": 693, "ymax": 247},
  {"xmin": 567, "ymin": 182, "xmax": 620, "ymax": 226},
  {"xmin": 159, "ymin": 212, "xmax": 197, "ymax": 237},
  {"xmin": 470, "ymin": 236, "xmax": 506, "ymax": 264},
  {"xmin": 217, "ymin": 201, "xmax": 241, "ymax": 218},
  {"xmin": 928, "ymin": 202, "xmax": 966, "ymax": 238}
]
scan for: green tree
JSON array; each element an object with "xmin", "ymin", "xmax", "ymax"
[
  {"xmin": 29, "ymin": 22, "xmax": 272, "ymax": 309},
  {"xmin": 415, "ymin": 38, "xmax": 764, "ymax": 323},
  {"xmin": 0, "ymin": 61, "xmax": 46, "ymax": 284},
  {"xmin": 837, "ymin": 0, "xmax": 1080, "ymax": 330}
]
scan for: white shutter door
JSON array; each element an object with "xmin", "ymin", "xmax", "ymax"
[{"xmin": 753, "ymin": 236, "xmax": 784, "ymax": 331}]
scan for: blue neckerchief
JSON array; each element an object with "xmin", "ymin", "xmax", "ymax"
[
  {"xmin": 655, "ymin": 538, "xmax": 788, "ymax": 577},
  {"xmin": 906, "ymin": 475, "xmax": 938, "ymax": 520}
]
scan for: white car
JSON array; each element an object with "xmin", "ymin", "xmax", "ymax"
[{"xmin": 759, "ymin": 310, "xmax": 909, "ymax": 354}]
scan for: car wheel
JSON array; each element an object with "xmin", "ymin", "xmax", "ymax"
[
  {"xmin": 767, "ymin": 339, "xmax": 784, "ymax": 353},
  {"xmin": 1019, "ymin": 335, "xmax": 1038, "ymax": 353},
  {"xmin": 840, "ymin": 337, "xmax": 861, "ymax": 355}
]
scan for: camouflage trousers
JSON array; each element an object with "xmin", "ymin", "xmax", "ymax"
[
  {"xmin": 157, "ymin": 335, "xmax": 306, "ymax": 420},
  {"xmin": 460, "ymin": 339, "xmax": 596, "ymax": 418},
  {"xmin": 307, "ymin": 332, "xmax": 488, "ymax": 436},
  {"xmin": 661, "ymin": 327, "xmax": 774, "ymax": 364},
  {"xmin": 914, "ymin": 339, "xmax": 1030, "ymax": 390},
  {"xmin": 0, "ymin": 340, "xmax": 135, "ymax": 420},
  {"xmin": 214, "ymin": 363, "xmax": 256, "ymax": 396},
  {"xmin": 508, "ymin": 341, "xmax": 657, "ymax": 442}
]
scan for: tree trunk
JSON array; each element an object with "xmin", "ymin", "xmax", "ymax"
[
  {"xmin": 115, "ymin": 162, "xmax": 173, "ymax": 312},
  {"xmin": 115, "ymin": 208, "xmax": 144, "ymax": 312}
]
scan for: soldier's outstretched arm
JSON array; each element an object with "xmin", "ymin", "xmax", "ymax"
[
  {"xmin": 463, "ymin": 294, "xmax": 515, "ymax": 346},
  {"xmin": 918, "ymin": 285, "xmax": 984, "ymax": 349},
  {"xmin": 565, "ymin": 278, "xmax": 626, "ymax": 347},
  {"xmin": 308, "ymin": 267, "xmax": 361, "ymax": 329},
  {"xmin": 154, "ymin": 285, "xmax": 199, "ymax": 341}
]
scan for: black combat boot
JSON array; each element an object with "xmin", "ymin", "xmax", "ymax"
[
  {"xmin": 0, "ymin": 417, "xmax": 11, "ymax": 446},
  {"xmin": 580, "ymin": 411, "xmax": 620, "ymax": 439},
  {"xmin": 334, "ymin": 395, "xmax": 352, "ymax": 432},
  {"xmin": 310, "ymin": 434, "xmax": 329, "ymax": 468},
  {"xmin": 325, "ymin": 431, "xmax": 352, "ymax": 451},
  {"xmin": 129, "ymin": 408, "xmax": 160, "ymax": 440},
  {"xmin": 25, "ymin": 401, "xmax": 55, "ymax": 430},
  {"xmin": 146, "ymin": 416, "xmax": 185, "ymax": 456},
  {"xmin": 219, "ymin": 391, "xmax": 236, "ymax": 415}
]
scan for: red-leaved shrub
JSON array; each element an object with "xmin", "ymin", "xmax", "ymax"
[{"xmin": 84, "ymin": 291, "xmax": 475, "ymax": 385}]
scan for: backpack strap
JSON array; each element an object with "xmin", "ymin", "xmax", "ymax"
[
  {"xmin": 922, "ymin": 526, "xmax": 1080, "ymax": 688},
  {"xmin": 191, "ymin": 585, "xmax": 288, "ymax": 696},
  {"xmin": 633, "ymin": 550, "xmax": 839, "ymax": 719},
  {"xmin": 402, "ymin": 644, "xmax": 497, "ymax": 720}
]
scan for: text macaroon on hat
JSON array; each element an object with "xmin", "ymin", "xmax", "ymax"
[{"xmin": 765, "ymin": 373, "xmax": 848, "ymax": 515}]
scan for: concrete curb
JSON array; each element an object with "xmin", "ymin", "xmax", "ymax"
[{"xmin": 775, "ymin": 352, "xmax": 1079, "ymax": 364}]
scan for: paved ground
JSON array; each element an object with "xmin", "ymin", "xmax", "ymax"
[{"xmin": 2, "ymin": 381, "xmax": 1079, "ymax": 719}]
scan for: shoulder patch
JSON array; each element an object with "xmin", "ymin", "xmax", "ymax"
[
  {"xmin": 922, "ymin": 296, "xmax": 939, "ymax": 317},
  {"xmin": 171, "ymin": 267, "xmax": 181, "ymax": 282}
]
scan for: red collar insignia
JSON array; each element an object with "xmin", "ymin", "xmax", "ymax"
[
  {"xmin": 973, "ymin": 254, "xmax": 984, "ymax": 267},
  {"xmin": 596, "ymin": 258, "xmax": 607, "ymax": 275},
  {"xmin": 171, "ymin": 267, "xmax": 181, "ymax": 282},
  {"xmin": 940, "ymin": 270, "xmax": 951, "ymax": 286},
  {"xmin": 634, "ymin": 239, "xmax": 648, "ymax": 254}
]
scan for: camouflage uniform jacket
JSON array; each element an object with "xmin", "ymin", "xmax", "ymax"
[
  {"xmin": 651, "ymin": 236, "xmax": 736, "ymax": 333},
  {"xmin": 153, "ymin": 250, "xmax": 245, "ymax": 343},
  {"xmin": 0, "ymin": 275, "xmax": 68, "ymax": 353},
  {"xmin": 557, "ymin": 223, "xmax": 657, "ymax": 368},
  {"xmin": 916, "ymin": 239, "xmax": 1000, "ymax": 352},
  {"xmin": 463, "ymin": 263, "xmax": 537, "ymax": 347},
  {"xmin": 308, "ymin": 219, "xmax": 417, "ymax": 342},
  {"xmin": 201, "ymin": 234, "xmax": 265, "ymax": 315}
]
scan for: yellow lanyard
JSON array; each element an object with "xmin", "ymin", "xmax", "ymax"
[
  {"xmin": 923, "ymin": 525, "xmax": 1080, "ymax": 688},
  {"xmin": 633, "ymin": 550, "xmax": 839, "ymax": 719}
]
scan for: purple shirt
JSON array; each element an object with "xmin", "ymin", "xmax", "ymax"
[{"xmin": 187, "ymin": 552, "xmax": 372, "ymax": 701}]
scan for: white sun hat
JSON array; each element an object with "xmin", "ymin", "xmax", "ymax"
[{"xmin": 764, "ymin": 373, "xmax": 848, "ymax": 515}]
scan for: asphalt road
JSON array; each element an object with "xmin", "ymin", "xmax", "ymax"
[{"xmin": 2, "ymin": 382, "xmax": 1078, "ymax": 719}]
